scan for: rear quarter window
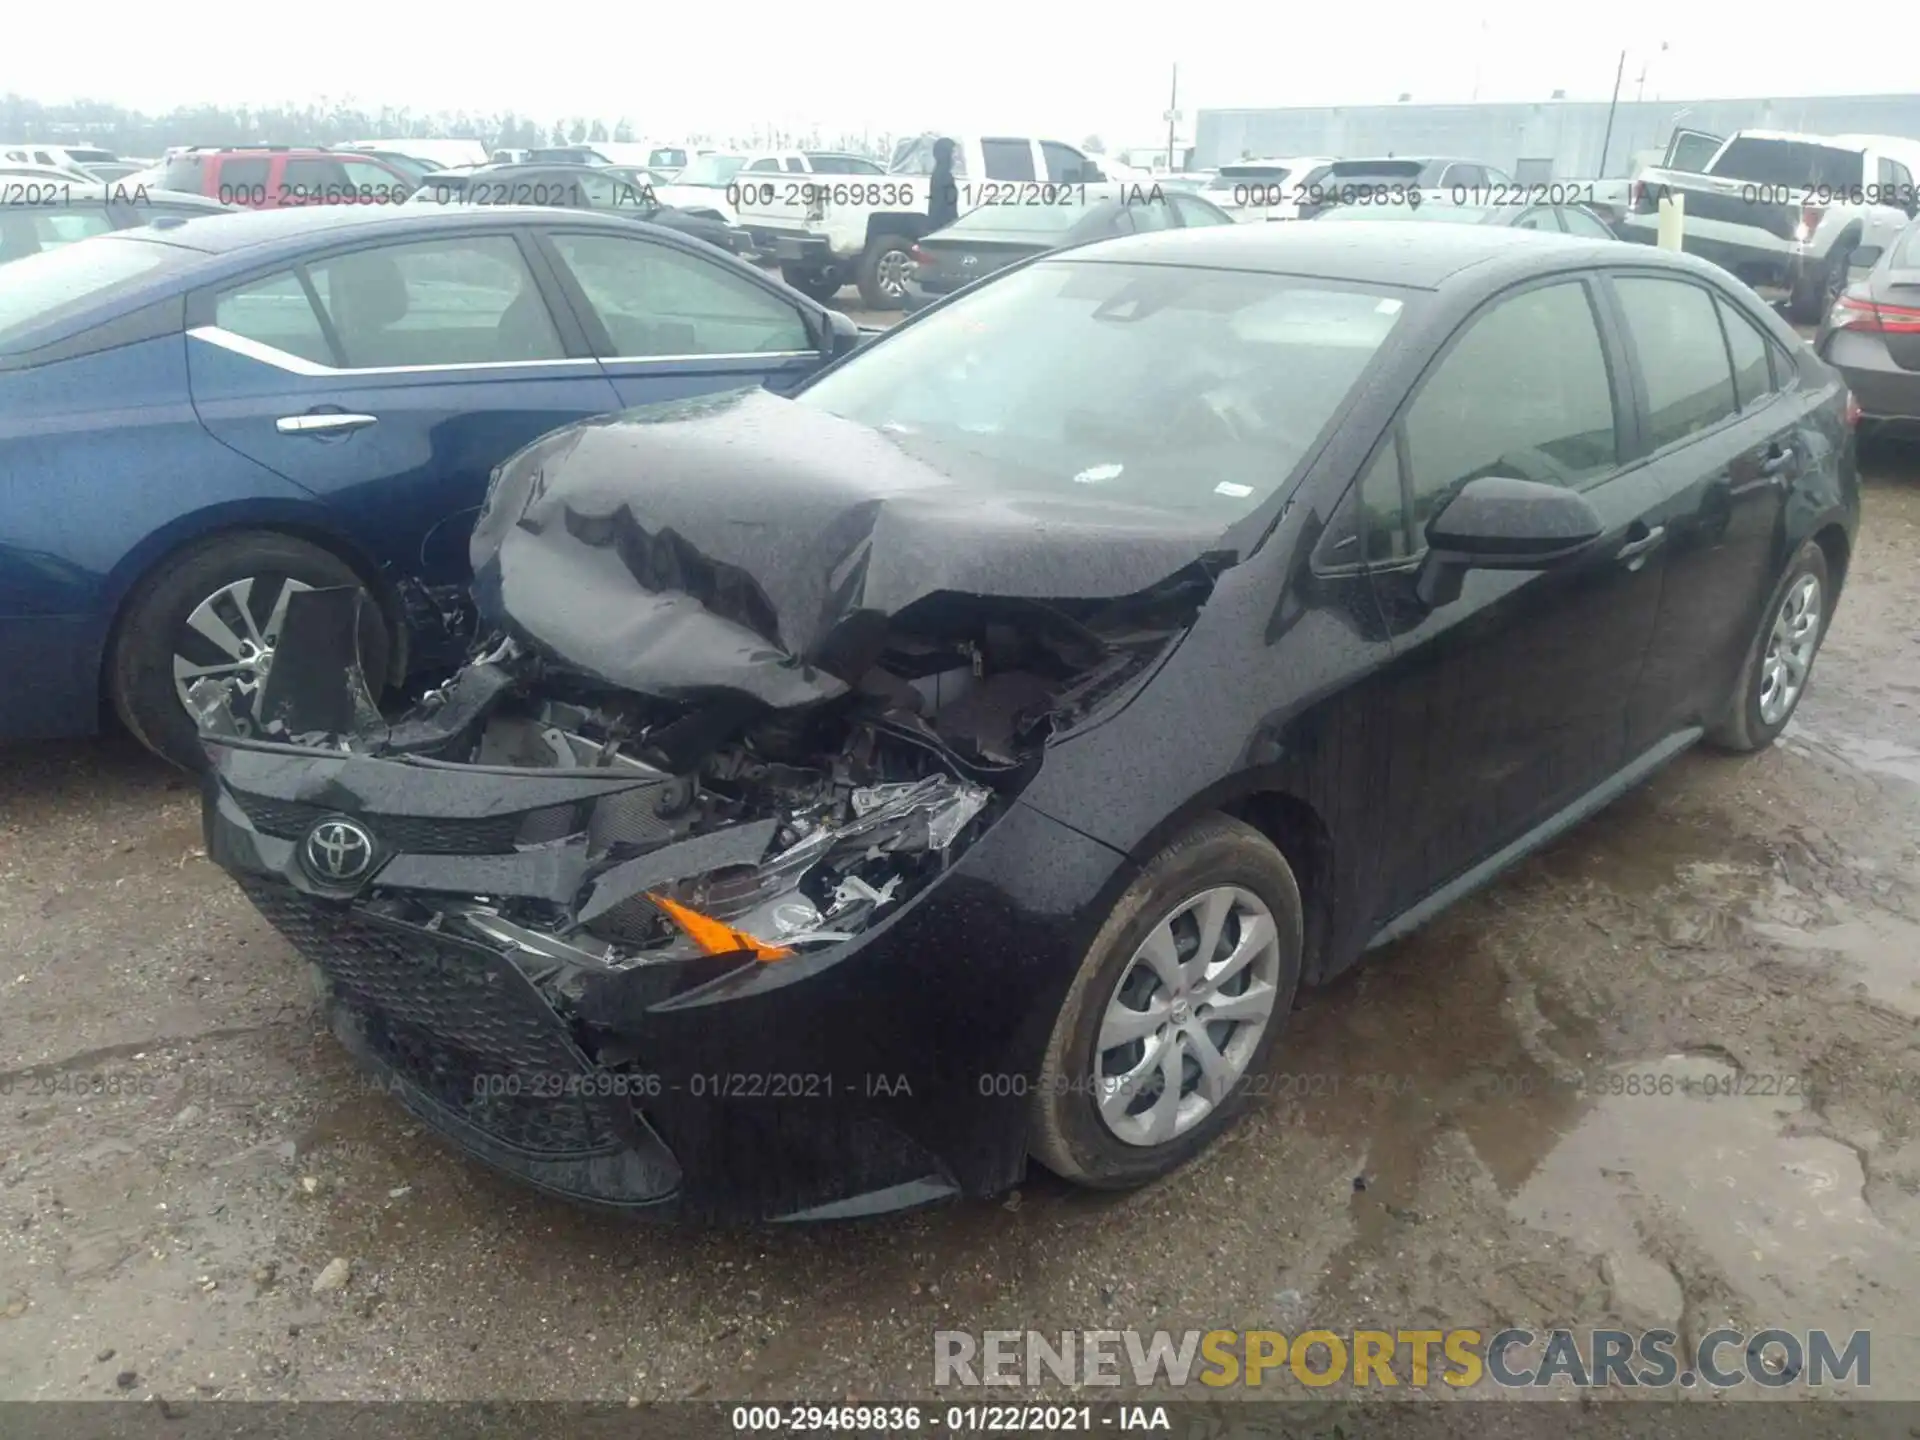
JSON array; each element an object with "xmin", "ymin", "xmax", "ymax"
[{"xmin": 0, "ymin": 236, "xmax": 183, "ymax": 349}]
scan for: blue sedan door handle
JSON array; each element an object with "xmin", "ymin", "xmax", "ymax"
[{"xmin": 276, "ymin": 412, "xmax": 378, "ymax": 438}]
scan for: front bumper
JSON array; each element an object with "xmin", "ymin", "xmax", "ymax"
[
  {"xmin": 748, "ymin": 228, "xmax": 835, "ymax": 267},
  {"xmin": 202, "ymin": 746, "xmax": 1128, "ymax": 1221}
]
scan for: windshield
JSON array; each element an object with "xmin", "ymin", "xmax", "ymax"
[
  {"xmin": 796, "ymin": 260, "xmax": 1407, "ymax": 519},
  {"xmin": 675, "ymin": 155, "xmax": 746, "ymax": 186},
  {"xmin": 1318, "ymin": 203, "xmax": 1491, "ymax": 224},
  {"xmin": 1709, "ymin": 138, "xmax": 1863, "ymax": 189},
  {"xmin": 0, "ymin": 236, "xmax": 183, "ymax": 348},
  {"xmin": 648, "ymin": 148, "xmax": 689, "ymax": 169}
]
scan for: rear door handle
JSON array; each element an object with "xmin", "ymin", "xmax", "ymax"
[
  {"xmin": 1759, "ymin": 444, "xmax": 1796, "ymax": 478},
  {"xmin": 276, "ymin": 412, "xmax": 378, "ymax": 436},
  {"xmin": 1615, "ymin": 524, "xmax": 1667, "ymax": 566}
]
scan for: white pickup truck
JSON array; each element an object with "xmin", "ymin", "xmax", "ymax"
[
  {"xmin": 732, "ymin": 133, "xmax": 1109, "ymax": 308},
  {"xmin": 1618, "ymin": 127, "xmax": 1920, "ymax": 322}
]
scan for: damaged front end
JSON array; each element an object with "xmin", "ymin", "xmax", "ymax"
[{"xmin": 199, "ymin": 566, "xmax": 1215, "ymax": 1214}]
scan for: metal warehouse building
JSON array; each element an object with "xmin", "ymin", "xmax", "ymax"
[{"xmin": 1194, "ymin": 94, "xmax": 1920, "ymax": 178}]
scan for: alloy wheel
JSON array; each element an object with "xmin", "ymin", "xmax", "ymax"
[
  {"xmin": 1758, "ymin": 572, "xmax": 1822, "ymax": 726},
  {"xmin": 1095, "ymin": 886, "xmax": 1283, "ymax": 1147},
  {"xmin": 171, "ymin": 575, "xmax": 313, "ymax": 733},
  {"xmin": 876, "ymin": 248, "xmax": 913, "ymax": 299}
]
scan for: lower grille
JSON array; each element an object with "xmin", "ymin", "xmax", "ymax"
[{"xmin": 240, "ymin": 881, "xmax": 629, "ymax": 1156}]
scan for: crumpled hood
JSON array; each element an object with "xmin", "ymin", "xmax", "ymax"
[{"xmin": 469, "ymin": 387, "xmax": 1230, "ymax": 706}]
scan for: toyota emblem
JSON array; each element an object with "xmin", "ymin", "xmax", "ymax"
[{"xmin": 302, "ymin": 818, "xmax": 375, "ymax": 884}]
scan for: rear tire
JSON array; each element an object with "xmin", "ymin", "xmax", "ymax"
[
  {"xmin": 780, "ymin": 264, "xmax": 843, "ymax": 304},
  {"xmin": 1787, "ymin": 244, "xmax": 1851, "ymax": 325},
  {"xmin": 856, "ymin": 232, "xmax": 915, "ymax": 310},
  {"xmin": 1027, "ymin": 814, "xmax": 1303, "ymax": 1190},
  {"xmin": 108, "ymin": 531, "xmax": 388, "ymax": 772},
  {"xmin": 1706, "ymin": 539, "xmax": 1831, "ymax": 753}
]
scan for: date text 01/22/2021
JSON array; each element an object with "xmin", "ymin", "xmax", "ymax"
[{"xmin": 728, "ymin": 1405, "xmax": 1171, "ymax": 1433}]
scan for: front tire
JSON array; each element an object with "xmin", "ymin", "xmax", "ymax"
[
  {"xmin": 1706, "ymin": 538, "xmax": 1831, "ymax": 753},
  {"xmin": 856, "ymin": 232, "xmax": 915, "ymax": 310},
  {"xmin": 108, "ymin": 531, "xmax": 389, "ymax": 772},
  {"xmin": 1028, "ymin": 814, "xmax": 1304, "ymax": 1189}
]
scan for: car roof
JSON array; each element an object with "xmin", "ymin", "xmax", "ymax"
[
  {"xmin": 108, "ymin": 203, "xmax": 646, "ymax": 256},
  {"xmin": 1056, "ymin": 219, "xmax": 1644, "ymax": 288}
]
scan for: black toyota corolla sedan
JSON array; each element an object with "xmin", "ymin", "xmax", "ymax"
[{"xmin": 199, "ymin": 222, "xmax": 1859, "ymax": 1222}]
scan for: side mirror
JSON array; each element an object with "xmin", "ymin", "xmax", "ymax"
[
  {"xmin": 1414, "ymin": 475, "xmax": 1605, "ymax": 608},
  {"xmin": 823, "ymin": 307, "xmax": 862, "ymax": 359}
]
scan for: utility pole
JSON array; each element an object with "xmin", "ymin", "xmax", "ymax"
[
  {"xmin": 1165, "ymin": 63, "xmax": 1180, "ymax": 172},
  {"xmin": 1598, "ymin": 48, "xmax": 1627, "ymax": 177}
]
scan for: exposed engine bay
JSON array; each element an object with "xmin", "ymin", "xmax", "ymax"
[{"xmin": 196, "ymin": 564, "xmax": 1219, "ymax": 985}]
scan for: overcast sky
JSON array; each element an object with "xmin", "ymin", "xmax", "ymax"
[{"xmin": 6, "ymin": 1, "xmax": 1909, "ymax": 144}]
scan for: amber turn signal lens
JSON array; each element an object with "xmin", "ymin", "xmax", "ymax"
[{"xmin": 646, "ymin": 892, "xmax": 793, "ymax": 962}]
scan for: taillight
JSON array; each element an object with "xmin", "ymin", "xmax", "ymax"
[
  {"xmin": 909, "ymin": 244, "xmax": 935, "ymax": 272},
  {"xmin": 1629, "ymin": 179, "xmax": 1644, "ymax": 210},
  {"xmin": 1830, "ymin": 286, "xmax": 1920, "ymax": 334},
  {"xmin": 1844, "ymin": 392, "xmax": 1862, "ymax": 429},
  {"xmin": 1794, "ymin": 203, "xmax": 1825, "ymax": 243},
  {"xmin": 1830, "ymin": 286, "xmax": 1881, "ymax": 332}
]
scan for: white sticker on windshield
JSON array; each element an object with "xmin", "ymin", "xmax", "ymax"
[
  {"xmin": 1074, "ymin": 463, "xmax": 1124, "ymax": 484},
  {"xmin": 1375, "ymin": 298, "xmax": 1404, "ymax": 315},
  {"xmin": 1214, "ymin": 481, "xmax": 1254, "ymax": 498}
]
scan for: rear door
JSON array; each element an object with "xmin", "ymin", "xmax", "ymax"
[
  {"xmin": 532, "ymin": 227, "xmax": 825, "ymax": 405},
  {"xmin": 184, "ymin": 227, "xmax": 621, "ymax": 614},
  {"xmin": 1358, "ymin": 274, "xmax": 1670, "ymax": 916},
  {"xmin": 1606, "ymin": 273, "xmax": 1800, "ymax": 749}
]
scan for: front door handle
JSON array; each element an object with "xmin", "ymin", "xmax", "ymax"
[
  {"xmin": 276, "ymin": 412, "xmax": 378, "ymax": 436},
  {"xmin": 1615, "ymin": 524, "xmax": 1667, "ymax": 567},
  {"xmin": 1759, "ymin": 443, "xmax": 1796, "ymax": 479}
]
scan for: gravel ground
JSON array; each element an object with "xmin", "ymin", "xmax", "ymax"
[{"xmin": 0, "ymin": 436, "xmax": 1916, "ymax": 1411}]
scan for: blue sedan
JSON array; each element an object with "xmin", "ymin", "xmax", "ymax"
[{"xmin": 0, "ymin": 205, "xmax": 860, "ymax": 766}]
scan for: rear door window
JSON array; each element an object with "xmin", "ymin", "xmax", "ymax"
[
  {"xmin": 281, "ymin": 156, "xmax": 352, "ymax": 202},
  {"xmin": 236, "ymin": 235, "xmax": 567, "ymax": 368},
  {"xmin": 1613, "ymin": 276, "xmax": 1739, "ymax": 449},
  {"xmin": 981, "ymin": 139, "xmax": 1038, "ymax": 181},
  {"xmin": 212, "ymin": 155, "xmax": 270, "ymax": 203},
  {"xmin": 1041, "ymin": 142, "xmax": 1091, "ymax": 183},
  {"xmin": 213, "ymin": 269, "xmax": 335, "ymax": 365}
]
